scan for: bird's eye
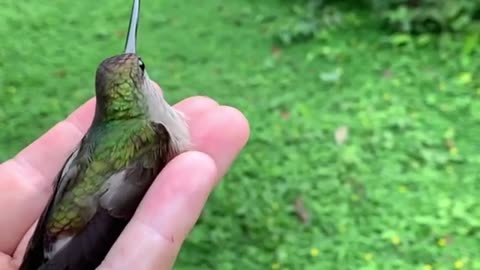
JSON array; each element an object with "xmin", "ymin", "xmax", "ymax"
[{"xmin": 138, "ymin": 58, "xmax": 145, "ymax": 71}]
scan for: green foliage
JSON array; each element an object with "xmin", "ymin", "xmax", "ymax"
[
  {"xmin": 2, "ymin": 0, "xmax": 480, "ymax": 269},
  {"xmin": 377, "ymin": 0, "xmax": 480, "ymax": 33},
  {"xmin": 273, "ymin": 2, "xmax": 344, "ymax": 46},
  {"xmin": 277, "ymin": 0, "xmax": 480, "ymax": 37}
]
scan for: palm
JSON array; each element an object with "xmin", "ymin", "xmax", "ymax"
[{"xmin": 0, "ymin": 93, "xmax": 249, "ymax": 270}]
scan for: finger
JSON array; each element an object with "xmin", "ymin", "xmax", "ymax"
[
  {"xmin": 174, "ymin": 96, "xmax": 219, "ymax": 125},
  {"xmin": 0, "ymin": 255, "xmax": 16, "ymax": 270},
  {"xmin": 98, "ymin": 106, "xmax": 250, "ymax": 270},
  {"xmin": 98, "ymin": 151, "xmax": 217, "ymax": 270},
  {"xmin": 0, "ymin": 95, "xmax": 219, "ymax": 254},
  {"xmin": 190, "ymin": 106, "xmax": 250, "ymax": 180},
  {"xmin": 0, "ymin": 98, "xmax": 95, "ymax": 255},
  {"xmin": 12, "ymin": 98, "xmax": 96, "ymax": 189}
]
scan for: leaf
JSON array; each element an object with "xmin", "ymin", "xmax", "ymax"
[
  {"xmin": 383, "ymin": 69, "xmax": 393, "ymax": 78},
  {"xmin": 463, "ymin": 33, "xmax": 478, "ymax": 55},
  {"xmin": 280, "ymin": 110, "xmax": 290, "ymax": 120},
  {"xmin": 335, "ymin": 126, "xmax": 349, "ymax": 145},
  {"xmin": 457, "ymin": 72, "xmax": 472, "ymax": 85},
  {"xmin": 294, "ymin": 197, "xmax": 310, "ymax": 224},
  {"xmin": 272, "ymin": 46, "xmax": 282, "ymax": 58},
  {"xmin": 319, "ymin": 67, "xmax": 343, "ymax": 83},
  {"xmin": 390, "ymin": 34, "xmax": 412, "ymax": 46},
  {"xmin": 417, "ymin": 34, "xmax": 432, "ymax": 46},
  {"xmin": 53, "ymin": 69, "xmax": 67, "ymax": 78}
]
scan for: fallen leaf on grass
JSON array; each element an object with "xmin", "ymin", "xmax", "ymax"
[
  {"xmin": 335, "ymin": 126, "xmax": 349, "ymax": 145},
  {"xmin": 294, "ymin": 197, "xmax": 310, "ymax": 224},
  {"xmin": 319, "ymin": 67, "xmax": 343, "ymax": 83},
  {"xmin": 280, "ymin": 110, "xmax": 290, "ymax": 120}
]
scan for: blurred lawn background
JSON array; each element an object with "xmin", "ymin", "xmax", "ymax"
[{"xmin": 1, "ymin": 0, "xmax": 480, "ymax": 269}]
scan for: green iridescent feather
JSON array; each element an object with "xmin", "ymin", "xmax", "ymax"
[{"xmin": 47, "ymin": 119, "xmax": 162, "ymax": 235}]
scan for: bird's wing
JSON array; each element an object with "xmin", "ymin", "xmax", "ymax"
[
  {"xmin": 19, "ymin": 143, "xmax": 83, "ymax": 270},
  {"xmin": 22, "ymin": 122, "xmax": 172, "ymax": 270}
]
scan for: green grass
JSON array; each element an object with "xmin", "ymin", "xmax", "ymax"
[{"xmin": 2, "ymin": 0, "xmax": 480, "ymax": 269}]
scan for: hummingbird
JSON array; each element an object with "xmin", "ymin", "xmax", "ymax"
[{"xmin": 19, "ymin": 0, "xmax": 190, "ymax": 269}]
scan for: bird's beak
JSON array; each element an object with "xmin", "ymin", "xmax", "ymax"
[{"xmin": 124, "ymin": 0, "xmax": 140, "ymax": 54}]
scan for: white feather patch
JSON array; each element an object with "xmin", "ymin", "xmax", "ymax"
[
  {"xmin": 142, "ymin": 73, "xmax": 191, "ymax": 153},
  {"xmin": 47, "ymin": 235, "xmax": 73, "ymax": 259}
]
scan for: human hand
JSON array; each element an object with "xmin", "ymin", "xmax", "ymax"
[{"xmin": 0, "ymin": 90, "xmax": 250, "ymax": 269}]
